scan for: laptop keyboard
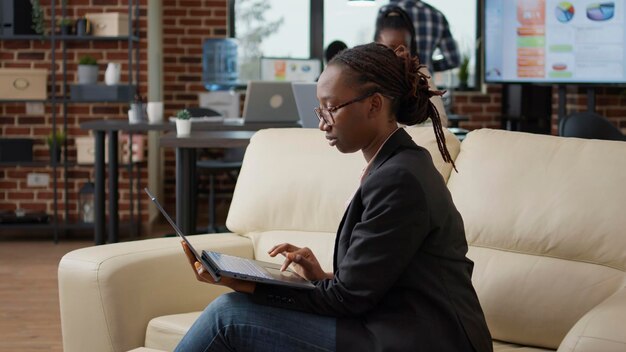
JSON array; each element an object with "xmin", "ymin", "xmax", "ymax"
[{"xmin": 208, "ymin": 252, "xmax": 272, "ymax": 279}]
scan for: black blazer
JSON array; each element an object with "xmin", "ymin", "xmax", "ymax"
[{"xmin": 253, "ymin": 129, "xmax": 492, "ymax": 352}]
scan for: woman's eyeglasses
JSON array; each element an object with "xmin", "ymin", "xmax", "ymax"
[{"xmin": 314, "ymin": 91, "xmax": 377, "ymax": 126}]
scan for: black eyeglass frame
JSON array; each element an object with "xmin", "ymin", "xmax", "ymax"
[{"xmin": 314, "ymin": 91, "xmax": 379, "ymax": 126}]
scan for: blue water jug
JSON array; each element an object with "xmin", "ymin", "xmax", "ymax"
[{"xmin": 202, "ymin": 39, "xmax": 239, "ymax": 91}]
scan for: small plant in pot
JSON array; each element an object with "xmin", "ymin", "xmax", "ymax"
[
  {"xmin": 77, "ymin": 55, "xmax": 98, "ymax": 84},
  {"xmin": 46, "ymin": 129, "xmax": 66, "ymax": 164},
  {"xmin": 58, "ymin": 18, "xmax": 74, "ymax": 35},
  {"xmin": 457, "ymin": 53, "xmax": 471, "ymax": 90},
  {"xmin": 175, "ymin": 109, "xmax": 192, "ymax": 137},
  {"xmin": 30, "ymin": 0, "xmax": 45, "ymax": 35}
]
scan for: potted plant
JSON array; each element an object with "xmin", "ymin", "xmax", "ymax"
[
  {"xmin": 457, "ymin": 53, "xmax": 470, "ymax": 90},
  {"xmin": 175, "ymin": 109, "xmax": 191, "ymax": 137},
  {"xmin": 77, "ymin": 55, "xmax": 98, "ymax": 84},
  {"xmin": 58, "ymin": 18, "xmax": 74, "ymax": 35},
  {"xmin": 46, "ymin": 129, "xmax": 66, "ymax": 164},
  {"xmin": 30, "ymin": 0, "xmax": 45, "ymax": 35}
]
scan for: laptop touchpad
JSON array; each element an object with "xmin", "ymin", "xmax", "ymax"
[{"xmin": 265, "ymin": 267, "xmax": 306, "ymax": 282}]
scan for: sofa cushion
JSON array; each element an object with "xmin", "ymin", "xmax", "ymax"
[
  {"xmin": 145, "ymin": 312, "xmax": 201, "ymax": 351},
  {"xmin": 493, "ymin": 340, "xmax": 553, "ymax": 351},
  {"xmin": 448, "ymin": 129, "xmax": 626, "ymax": 348},
  {"xmin": 227, "ymin": 127, "xmax": 460, "ymax": 235}
]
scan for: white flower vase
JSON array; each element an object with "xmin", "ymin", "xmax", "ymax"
[
  {"xmin": 104, "ymin": 63, "xmax": 121, "ymax": 86},
  {"xmin": 176, "ymin": 119, "xmax": 191, "ymax": 137}
]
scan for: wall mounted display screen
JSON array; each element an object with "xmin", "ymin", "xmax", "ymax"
[
  {"xmin": 260, "ymin": 58, "xmax": 321, "ymax": 82},
  {"xmin": 484, "ymin": 0, "xmax": 625, "ymax": 84}
]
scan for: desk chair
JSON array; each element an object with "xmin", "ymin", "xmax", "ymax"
[
  {"xmin": 191, "ymin": 107, "xmax": 245, "ymax": 233},
  {"xmin": 559, "ymin": 112, "xmax": 626, "ymax": 141}
]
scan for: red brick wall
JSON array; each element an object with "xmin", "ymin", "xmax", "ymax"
[
  {"xmin": 2, "ymin": 2, "xmax": 624, "ymax": 236},
  {"xmin": 0, "ymin": 0, "xmax": 228, "ymax": 235},
  {"xmin": 161, "ymin": 0, "xmax": 228, "ymax": 211},
  {"xmin": 453, "ymin": 85, "xmax": 626, "ymax": 135}
]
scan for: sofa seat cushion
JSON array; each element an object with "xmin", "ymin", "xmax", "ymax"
[
  {"xmin": 145, "ymin": 312, "xmax": 201, "ymax": 351},
  {"xmin": 128, "ymin": 348, "xmax": 168, "ymax": 352},
  {"xmin": 244, "ymin": 230, "xmax": 337, "ymax": 272},
  {"xmin": 493, "ymin": 340, "xmax": 553, "ymax": 351}
]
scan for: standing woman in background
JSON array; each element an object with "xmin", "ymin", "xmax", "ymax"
[{"xmin": 375, "ymin": 4, "xmax": 448, "ymax": 126}]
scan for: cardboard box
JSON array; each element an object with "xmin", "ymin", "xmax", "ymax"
[
  {"xmin": 0, "ymin": 69, "xmax": 47, "ymax": 100},
  {"xmin": 86, "ymin": 13, "xmax": 129, "ymax": 37},
  {"xmin": 76, "ymin": 136, "xmax": 121, "ymax": 164}
]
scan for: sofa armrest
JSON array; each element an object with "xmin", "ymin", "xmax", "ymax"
[
  {"xmin": 58, "ymin": 233, "xmax": 253, "ymax": 352},
  {"xmin": 558, "ymin": 286, "xmax": 626, "ymax": 352}
]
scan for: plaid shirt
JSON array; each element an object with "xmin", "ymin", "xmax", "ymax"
[{"xmin": 390, "ymin": 0, "xmax": 460, "ymax": 72}]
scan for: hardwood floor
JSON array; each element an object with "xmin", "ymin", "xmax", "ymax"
[
  {"xmin": 0, "ymin": 204, "xmax": 226, "ymax": 351},
  {"xmin": 0, "ymin": 239, "xmax": 91, "ymax": 352}
]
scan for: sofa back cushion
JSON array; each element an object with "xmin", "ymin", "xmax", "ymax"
[
  {"xmin": 227, "ymin": 127, "xmax": 460, "ymax": 263},
  {"xmin": 447, "ymin": 129, "xmax": 626, "ymax": 348}
]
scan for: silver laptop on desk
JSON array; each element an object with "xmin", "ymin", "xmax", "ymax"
[
  {"xmin": 292, "ymin": 82, "xmax": 320, "ymax": 128},
  {"xmin": 144, "ymin": 188, "xmax": 315, "ymax": 290},
  {"xmin": 225, "ymin": 81, "xmax": 300, "ymax": 126}
]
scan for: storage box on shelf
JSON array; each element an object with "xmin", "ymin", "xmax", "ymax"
[
  {"xmin": 85, "ymin": 13, "xmax": 129, "ymax": 37},
  {"xmin": 69, "ymin": 84, "xmax": 135, "ymax": 102},
  {"xmin": 0, "ymin": 1, "xmax": 140, "ymax": 242},
  {"xmin": 0, "ymin": 68, "xmax": 47, "ymax": 100}
]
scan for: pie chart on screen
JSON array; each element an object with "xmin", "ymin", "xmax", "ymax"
[
  {"xmin": 587, "ymin": 2, "xmax": 615, "ymax": 21},
  {"xmin": 555, "ymin": 2, "xmax": 575, "ymax": 22}
]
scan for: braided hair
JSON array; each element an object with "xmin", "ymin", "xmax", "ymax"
[
  {"xmin": 329, "ymin": 42, "xmax": 456, "ymax": 169},
  {"xmin": 374, "ymin": 5, "xmax": 417, "ymax": 58}
]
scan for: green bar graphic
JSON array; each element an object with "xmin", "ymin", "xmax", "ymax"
[
  {"xmin": 517, "ymin": 36, "xmax": 545, "ymax": 47},
  {"xmin": 549, "ymin": 71, "xmax": 573, "ymax": 78},
  {"xmin": 549, "ymin": 44, "xmax": 573, "ymax": 52}
]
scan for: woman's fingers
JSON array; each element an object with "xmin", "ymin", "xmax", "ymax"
[
  {"xmin": 268, "ymin": 243, "xmax": 299, "ymax": 257},
  {"xmin": 280, "ymin": 253, "xmax": 294, "ymax": 271}
]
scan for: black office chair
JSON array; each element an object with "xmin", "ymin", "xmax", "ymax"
[
  {"xmin": 559, "ymin": 112, "xmax": 626, "ymax": 141},
  {"xmin": 190, "ymin": 107, "xmax": 245, "ymax": 233}
]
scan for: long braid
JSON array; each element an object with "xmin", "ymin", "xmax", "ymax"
[{"xmin": 330, "ymin": 43, "xmax": 457, "ymax": 171}]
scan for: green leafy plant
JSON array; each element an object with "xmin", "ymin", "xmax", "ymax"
[
  {"xmin": 176, "ymin": 109, "xmax": 191, "ymax": 120},
  {"xmin": 78, "ymin": 55, "xmax": 98, "ymax": 66},
  {"xmin": 46, "ymin": 129, "xmax": 66, "ymax": 148},
  {"xmin": 58, "ymin": 18, "xmax": 74, "ymax": 26},
  {"xmin": 30, "ymin": 0, "xmax": 45, "ymax": 35},
  {"xmin": 458, "ymin": 53, "xmax": 470, "ymax": 89}
]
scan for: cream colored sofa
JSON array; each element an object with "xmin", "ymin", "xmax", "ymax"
[{"xmin": 59, "ymin": 128, "xmax": 626, "ymax": 352}]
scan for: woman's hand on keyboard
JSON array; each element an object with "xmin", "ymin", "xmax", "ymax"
[{"xmin": 268, "ymin": 243, "xmax": 333, "ymax": 281}]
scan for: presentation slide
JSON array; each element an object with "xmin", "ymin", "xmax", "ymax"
[
  {"xmin": 485, "ymin": 0, "xmax": 625, "ymax": 84},
  {"xmin": 260, "ymin": 58, "xmax": 321, "ymax": 82}
]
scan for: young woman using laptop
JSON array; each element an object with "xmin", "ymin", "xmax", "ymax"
[{"xmin": 176, "ymin": 43, "xmax": 492, "ymax": 352}]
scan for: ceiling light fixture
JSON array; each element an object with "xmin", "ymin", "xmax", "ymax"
[{"xmin": 347, "ymin": 0, "xmax": 377, "ymax": 7}]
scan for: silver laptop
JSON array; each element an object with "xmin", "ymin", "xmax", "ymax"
[
  {"xmin": 144, "ymin": 188, "xmax": 315, "ymax": 290},
  {"xmin": 292, "ymin": 82, "xmax": 320, "ymax": 128},
  {"xmin": 224, "ymin": 81, "xmax": 300, "ymax": 126}
]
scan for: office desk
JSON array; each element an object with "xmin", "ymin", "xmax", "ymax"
[
  {"xmin": 81, "ymin": 119, "xmax": 300, "ymax": 244},
  {"xmin": 448, "ymin": 114, "xmax": 469, "ymax": 128},
  {"xmin": 80, "ymin": 120, "xmax": 172, "ymax": 245},
  {"xmin": 160, "ymin": 130, "xmax": 256, "ymax": 235}
]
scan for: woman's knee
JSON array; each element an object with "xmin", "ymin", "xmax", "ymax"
[{"xmin": 203, "ymin": 292, "xmax": 253, "ymax": 326}]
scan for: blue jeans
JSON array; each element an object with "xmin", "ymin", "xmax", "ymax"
[{"xmin": 174, "ymin": 292, "xmax": 336, "ymax": 352}]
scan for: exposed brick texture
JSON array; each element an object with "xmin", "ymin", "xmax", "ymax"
[
  {"xmin": 0, "ymin": 0, "xmax": 227, "ymax": 236},
  {"xmin": 2, "ymin": 2, "xmax": 624, "ymax": 237},
  {"xmin": 452, "ymin": 85, "xmax": 625, "ymax": 135}
]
